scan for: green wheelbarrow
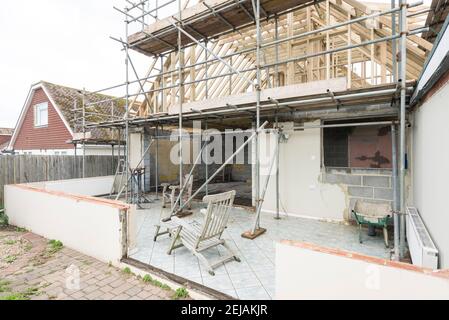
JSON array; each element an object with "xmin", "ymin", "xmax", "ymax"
[{"xmin": 352, "ymin": 200, "xmax": 392, "ymax": 248}]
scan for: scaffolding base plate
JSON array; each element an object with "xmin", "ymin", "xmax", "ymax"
[
  {"xmin": 175, "ymin": 210, "xmax": 193, "ymax": 218},
  {"xmin": 241, "ymin": 228, "xmax": 266, "ymax": 240}
]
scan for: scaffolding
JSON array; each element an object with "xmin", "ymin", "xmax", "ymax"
[{"xmin": 80, "ymin": 0, "xmax": 432, "ymax": 260}]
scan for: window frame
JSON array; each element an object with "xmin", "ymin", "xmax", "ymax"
[{"xmin": 34, "ymin": 102, "xmax": 48, "ymax": 128}]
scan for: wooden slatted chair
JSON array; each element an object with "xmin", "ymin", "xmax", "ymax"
[
  {"xmin": 154, "ymin": 174, "xmax": 194, "ymax": 241},
  {"xmin": 167, "ymin": 190, "xmax": 240, "ymax": 275},
  {"xmin": 161, "ymin": 174, "xmax": 194, "ymax": 210}
]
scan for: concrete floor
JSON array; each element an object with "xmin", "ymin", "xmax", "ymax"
[{"xmin": 130, "ymin": 197, "xmax": 390, "ymax": 300}]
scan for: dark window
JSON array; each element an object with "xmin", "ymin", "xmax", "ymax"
[
  {"xmin": 323, "ymin": 125, "xmax": 392, "ymax": 168},
  {"xmin": 323, "ymin": 127, "xmax": 349, "ymax": 167}
]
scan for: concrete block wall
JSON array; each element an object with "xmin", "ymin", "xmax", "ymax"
[{"xmin": 322, "ymin": 167, "xmax": 393, "ymax": 220}]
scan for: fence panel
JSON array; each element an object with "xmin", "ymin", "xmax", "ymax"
[{"xmin": 0, "ymin": 155, "xmax": 118, "ymax": 205}]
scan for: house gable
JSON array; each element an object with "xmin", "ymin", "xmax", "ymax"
[
  {"xmin": 0, "ymin": 135, "xmax": 11, "ymax": 146},
  {"xmin": 12, "ymin": 87, "xmax": 74, "ymax": 151}
]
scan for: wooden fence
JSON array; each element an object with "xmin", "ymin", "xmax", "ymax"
[{"xmin": 0, "ymin": 155, "xmax": 118, "ymax": 205}]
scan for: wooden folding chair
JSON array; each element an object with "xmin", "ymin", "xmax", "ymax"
[{"xmin": 167, "ymin": 190, "xmax": 240, "ymax": 275}]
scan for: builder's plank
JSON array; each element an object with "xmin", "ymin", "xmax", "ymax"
[{"xmin": 168, "ymin": 77, "xmax": 347, "ymax": 114}]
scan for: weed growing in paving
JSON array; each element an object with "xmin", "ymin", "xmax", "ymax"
[
  {"xmin": 122, "ymin": 267, "xmax": 132, "ymax": 275},
  {"xmin": 3, "ymin": 239, "xmax": 17, "ymax": 245},
  {"xmin": 0, "ymin": 212, "xmax": 8, "ymax": 226},
  {"xmin": 142, "ymin": 274, "xmax": 171, "ymax": 290},
  {"xmin": 4, "ymin": 255, "xmax": 17, "ymax": 264},
  {"xmin": 47, "ymin": 240, "xmax": 63, "ymax": 254},
  {"xmin": 0, "ymin": 280, "xmax": 11, "ymax": 293},
  {"xmin": 173, "ymin": 287, "xmax": 189, "ymax": 300}
]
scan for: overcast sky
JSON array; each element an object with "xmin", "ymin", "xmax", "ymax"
[
  {"xmin": 0, "ymin": 0, "xmax": 152, "ymax": 128},
  {"xmin": 0, "ymin": 0, "xmax": 430, "ymax": 129}
]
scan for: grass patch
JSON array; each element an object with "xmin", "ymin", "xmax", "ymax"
[
  {"xmin": 0, "ymin": 286, "xmax": 41, "ymax": 301},
  {"xmin": 47, "ymin": 240, "xmax": 63, "ymax": 254},
  {"xmin": 15, "ymin": 227, "xmax": 27, "ymax": 233},
  {"xmin": 141, "ymin": 274, "xmax": 171, "ymax": 290},
  {"xmin": 0, "ymin": 293, "xmax": 28, "ymax": 300},
  {"xmin": 4, "ymin": 255, "xmax": 17, "ymax": 264},
  {"xmin": 0, "ymin": 280, "xmax": 11, "ymax": 293},
  {"xmin": 3, "ymin": 239, "xmax": 17, "ymax": 245},
  {"xmin": 172, "ymin": 287, "xmax": 189, "ymax": 300}
]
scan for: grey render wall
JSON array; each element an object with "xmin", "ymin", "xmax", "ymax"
[
  {"xmin": 322, "ymin": 167, "xmax": 393, "ymax": 220},
  {"xmin": 412, "ymin": 78, "xmax": 449, "ymax": 269}
]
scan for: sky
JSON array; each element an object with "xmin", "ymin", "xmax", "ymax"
[
  {"xmin": 0, "ymin": 0, "xmax": 153, "ymax": 128},
  {"xmin": 0, "ymin": 0, "xmax": 431, "ymax": 129}
]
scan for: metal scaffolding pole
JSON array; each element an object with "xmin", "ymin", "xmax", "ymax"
[
  {"xmin": 243, "ymin": 0, "xmax": 264, "ymax": 238},
  {"xmin": 125, "ymin": 13, "xmax": 130, "ymax": 203},
  {"xmin": 177, "ymin": 0, "xmax": 184, "ymax": 209},
  {"xmin": 252, "ymin": 132, "xmax": 279, "ymax": 233},
  {"xmin": 82, "ymin": 89, "xmax": 86, "ymax": 178},
  {"xmin": 275, "ymin": 14, "xmax": 280, "ymax": 220},
  {"xmin": 275, "ymin": 125, "xmax": 280, "ymax": 220},
  {"xmin": 399, "ymin": 0, "xmax": 408, "ymax": 259},
  {"xmin": 391, "ymin": 124, "xmax": 400, "ymax": 260},
  {"xmin": 205, "ymin": 41, "xmax": 209, "ymax": 196},
  {"xmin": 391, "ymin": 0, "xmax": 397, "ymax": 82},
  {"xmin": 205, "ymin": 119, "xmax": 209, "ymax": 196},
  {"xmin": 155, "ymin": 124, "xmax": 159, "ymax": 199}
]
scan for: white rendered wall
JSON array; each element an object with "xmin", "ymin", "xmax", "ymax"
[
  {"xmin": 276, "ymin": 241, "xmax": 449, "ymax": 299},
  {"xmin": 4, "ymin": 184, "xmax": 127, "ymax": 264},
  {"xmin": 259, "ymin": 122, "xmax": 346, "ymax": 221},
  {"xmin": 412, "ymin": 81, "xmax": 449, "ymax": 269}
]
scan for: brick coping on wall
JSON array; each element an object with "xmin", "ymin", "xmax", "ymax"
[
  {"xmin": 9, "ymin": 184, "xmax": 129, "ymax": 210},
  {"xmin": 280, "ymin": 240, "xmax": 449, "ymax": 280}
]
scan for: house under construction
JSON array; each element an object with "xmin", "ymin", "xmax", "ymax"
[{"xmin": 6, "ymin": 0, "xmax": 449, "ymax": 299}]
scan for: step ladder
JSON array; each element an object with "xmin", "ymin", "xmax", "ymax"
[{"xmin": 110, "ymin": 158, "xmax": 126, "ymax": 198}]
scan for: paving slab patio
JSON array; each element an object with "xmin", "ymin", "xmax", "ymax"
[{"xmin": 130, "ymin": 197, "xmax": 391, "ymax": 300}]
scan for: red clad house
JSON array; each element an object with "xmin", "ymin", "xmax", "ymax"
[
  {"xmin": 8, "ymin": 81, "xmax": 125, "ymax": 155},
  {"xmin": 0, "ymin": 128, "xmax": 13, "ymax": 153}
]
